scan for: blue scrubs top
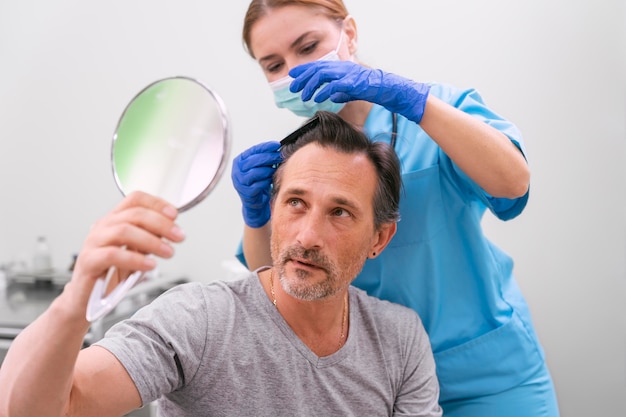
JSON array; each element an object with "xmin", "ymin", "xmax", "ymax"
[
  {"xmin": 237, "ymin": 83, "xmax": 546, "ymax": 403},
  {"xmin": 358, "ymin": 83, "xmax": 545, "ymax": 403}
]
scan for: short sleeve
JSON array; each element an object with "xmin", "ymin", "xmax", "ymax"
[
  {"xmin": 94, "ymin": 282, "xmax": 209, "ymax": 405},
  {"xmin": 432, "ymin": 83, "xmax": 529, "ymax": 220}
]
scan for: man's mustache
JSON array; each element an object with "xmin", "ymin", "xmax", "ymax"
[{"xmin": 279, "ymin": 246, "xmax": 333, "ymax": 272}]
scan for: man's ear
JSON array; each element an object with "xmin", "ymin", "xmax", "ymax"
[{"xmin": 369, "ymin": 222, "xmax": 396, "ymax": 259}]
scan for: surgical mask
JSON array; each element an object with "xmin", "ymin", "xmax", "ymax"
[{"xmin": 269, "ymin": 31, "xmax": 346, "ymax": 118}]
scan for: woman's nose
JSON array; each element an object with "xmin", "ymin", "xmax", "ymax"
[{"xmin": 285, "ymin": 57, "xmax": 312, "ymax": 76}]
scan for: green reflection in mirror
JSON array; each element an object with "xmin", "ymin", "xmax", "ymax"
[{"xmin": 112, "ymin": 76, "xmax": 230, "ymax": 212}]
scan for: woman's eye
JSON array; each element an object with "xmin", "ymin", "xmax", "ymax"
[
  {"xmin": 299, "ymin": 41, "xmax": 318, "ymax": 56},
  {"xmin": 267, "ymin": 62, "xmax": 283, "ymax": 74}
]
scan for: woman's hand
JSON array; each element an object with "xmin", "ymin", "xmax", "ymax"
[
  {"xmin": 289, "ymin": 60, "xmax": 431, "ymax": 123},
  {"xmin": 231, "ymin": 141, "xmax": 282, "ymax": 228}
]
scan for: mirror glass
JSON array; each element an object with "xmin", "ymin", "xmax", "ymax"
[
  {"xmin": 112, "ymin": 76, "xmax": 230, "ymax": 211},
  {"xmin": 86, "ymin": 76, "xmax": 230, "ymax": 322}
]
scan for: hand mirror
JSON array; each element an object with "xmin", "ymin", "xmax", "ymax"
[{"xmin": 86, "ymin": 76, "xmax": 230, "ymax": 322}]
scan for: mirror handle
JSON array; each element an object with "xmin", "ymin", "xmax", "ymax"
[{"xmin": 86, "ymin": 254, "xmax": 147, "ymax": 322}]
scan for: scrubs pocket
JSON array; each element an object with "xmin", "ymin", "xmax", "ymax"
[{"xmin": 434, "ymin": 313, "xmax": 544, "ymax": 403}]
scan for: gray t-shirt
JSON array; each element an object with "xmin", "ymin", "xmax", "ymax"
[{"xmin": 96, "ymin": 271, "xmax": 441, "ymax": 416}]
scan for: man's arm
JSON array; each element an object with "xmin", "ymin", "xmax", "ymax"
[
  {"xmin": 0, "ymin": 192, "xmax": 184, "ymax": 417},
  {"xmin": 0, "ymin": 300, "xmax": 141, "ymax": 417},
  {"xmin": 392, "ymin": 312, "xmax": 442, "ymax": 417}
]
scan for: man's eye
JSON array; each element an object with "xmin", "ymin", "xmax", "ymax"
[
  {"xmin": 332, "ymin": 208, "xmax": 350, "ymax": 217},
  {"xmin": 288, "ymin": 198, "xmax": 301, "ymax": 207}
]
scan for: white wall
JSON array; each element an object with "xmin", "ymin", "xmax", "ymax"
[{"xmin": 0, "ymin": 0, "xmax": 624, "ymax": 415}]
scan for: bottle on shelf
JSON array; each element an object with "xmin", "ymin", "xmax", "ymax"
[
  {"xmin": 32, "ymin": 235, "xmax": 53, "ymax": 273},
  {"xmin": 68, "ymin": 253, "xmax": 78, "ymax": 272}
]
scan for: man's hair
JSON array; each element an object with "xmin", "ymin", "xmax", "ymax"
[{"xmin": 272, "ymin": 111, "xmax": 401, "ymax": 228}]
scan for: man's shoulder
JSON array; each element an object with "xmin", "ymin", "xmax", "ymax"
[
  {"xmin": 153, "ymin": 273, "xmax": 258, "ymax": 308},
  {"xmin": 349, "ymin": 287, "xmax": 429, "ymax": 354},
  {"xmin": 350, "ymin": 286, "xmax": 422, "ymax": 324}
]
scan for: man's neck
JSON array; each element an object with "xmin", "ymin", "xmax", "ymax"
[{"xmin": 258, "ymin": 269, "xmax": 350, "ymax": 357}]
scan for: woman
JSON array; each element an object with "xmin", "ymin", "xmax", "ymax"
[{"xmin": 231, "ymin": 1, "xmax": 559, "ymax": 415}]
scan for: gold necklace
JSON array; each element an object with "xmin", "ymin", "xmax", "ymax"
[
  {"xmin": 268, "ymin": 268, "xmax": 277, "ymax": 307},
  {"xmin": 268, "ymin": 269, "xmax": 349, "ymax": 349}
]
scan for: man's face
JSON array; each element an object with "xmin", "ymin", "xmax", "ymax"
[{"xmin": 270, "ymin": 143, "xmax": 382, "ymax": 301}]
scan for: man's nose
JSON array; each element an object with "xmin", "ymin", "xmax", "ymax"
[{"xmin": 295, "ymin": 211, "xmax": 325, "ymax": 250}]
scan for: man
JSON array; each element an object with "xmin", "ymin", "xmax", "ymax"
[{"xmin": 0, "ymin": 111, "xmax": 441, "ymax": 416}]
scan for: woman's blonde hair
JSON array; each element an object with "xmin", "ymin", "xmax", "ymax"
[{"xmin": 242, "ymin": 0, "xmax": 349, "ymax": 58}]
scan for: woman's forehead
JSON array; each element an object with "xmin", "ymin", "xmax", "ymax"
[{"xmin": 249, "ymin": 5, "xmax": 336, "ymax": 57}]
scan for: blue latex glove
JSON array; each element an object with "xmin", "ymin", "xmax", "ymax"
[
  {"xmin": 231, "ymin": 141, "xmax": 283, "ymax": 228},
  {"xmin": 289, "ymin": 60, "xmax": 431, "ymax": 123}
]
